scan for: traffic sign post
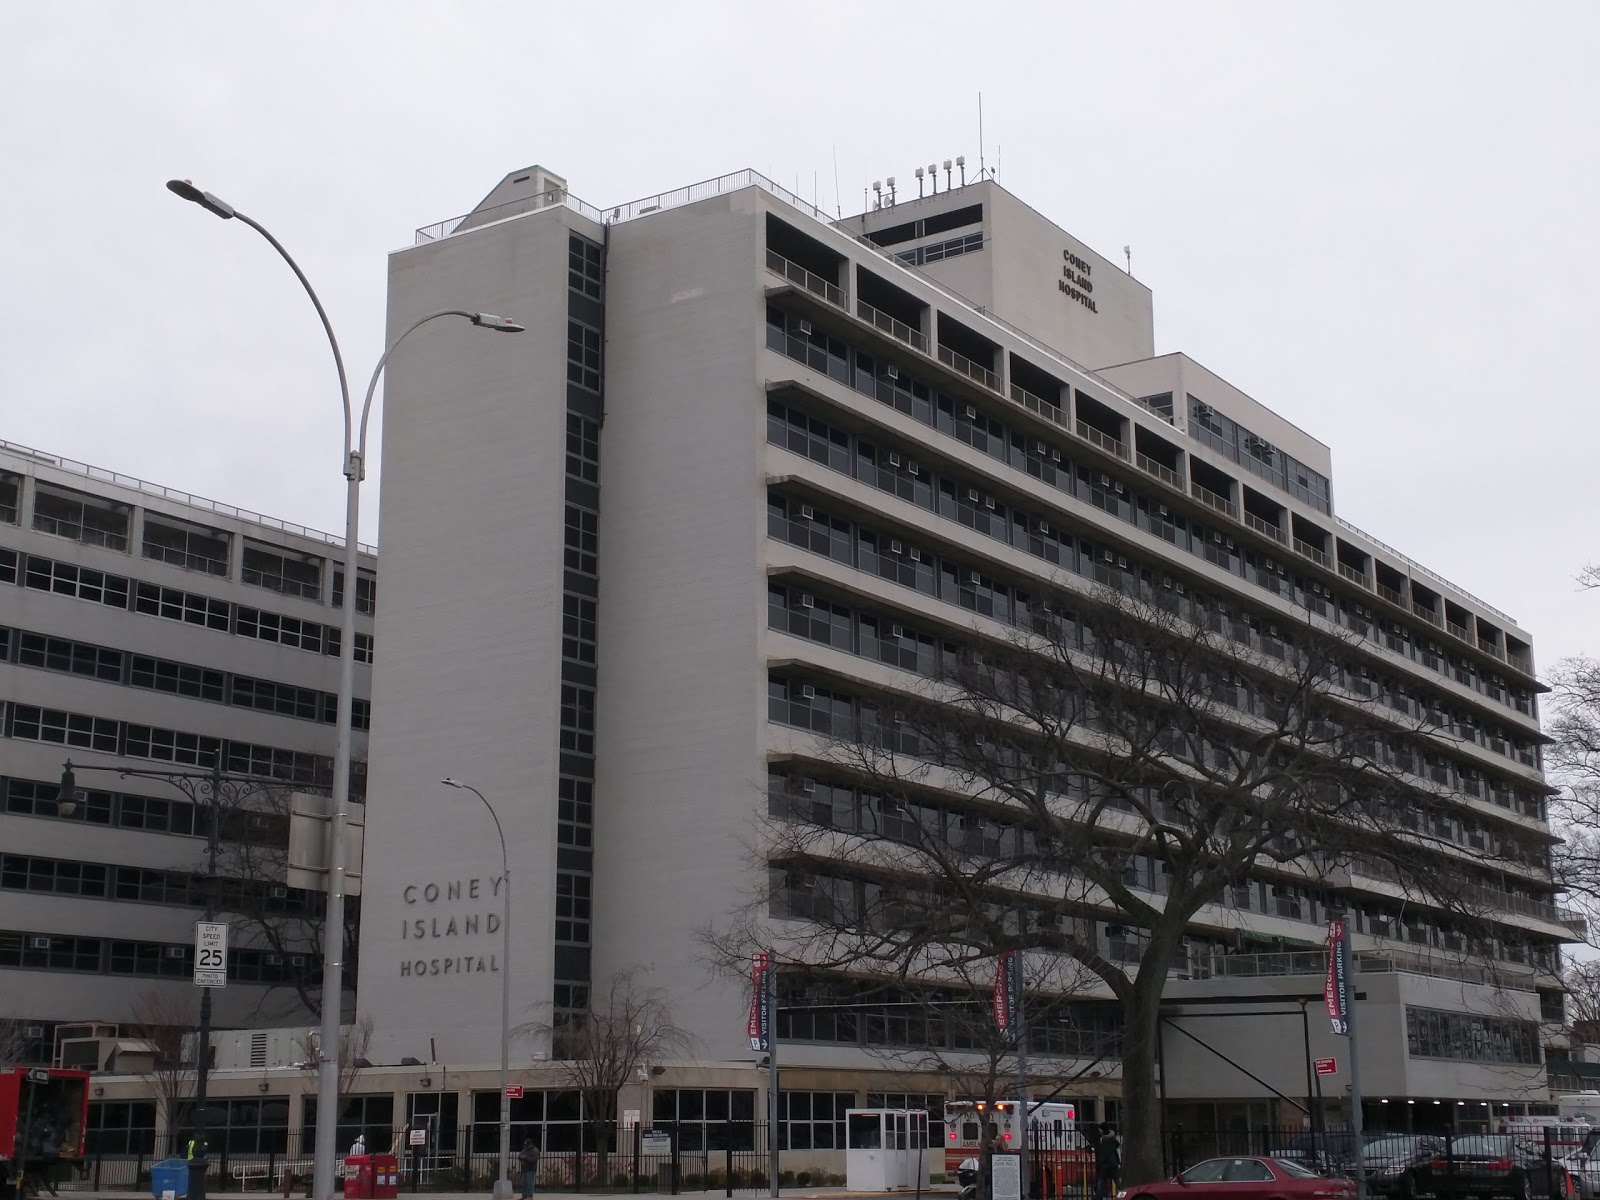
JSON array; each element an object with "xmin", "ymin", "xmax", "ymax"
[
  {"xmin": 504, "ymin": 1085, "xmax": 523, "ymax": 1100},
  {"xmin": 1314, "ymin": 1057, "xmax": 1337, "ymax": 1076},
  {"xmin": 194, "ymin": 921, "xmax": 228, "ymax": 988}
]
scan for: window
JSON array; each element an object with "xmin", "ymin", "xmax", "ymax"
[
  {"xmin": 24, "ymin": 556, "xmax": 129, "ymax": 607},
  {"xmin": 0, "ymin": 931, "xmax": 102, "ymax": 973},
  {"xmin": 33, "ymin": 486, "xmax": 129, "ymax": 550},
  {"xmin": 567, "ymin": 319, "xmax": 602, "ymax": 392},
  {"xmin": 119, "ymin": 793, "xmax": 196, "ymax": 835},
  {"xmin": 133, "ymin": 581, "xmax": 231, "ymax": 630},
  {"xmin": 1405, "ymin": 1006, "xmax": 1540, "ymax": 1064},
  {"xmin": 469, "ymin": 1089, "xmax": 581, "ymax": 1154},
  {"xmin": 0, "ymin": 547, "xmax": 15, "ymax": 583},
  {"xmin": 130, "ymin": 655, "xmax": 227, "ymax": 702},
  {"xmin": 557, "ymin": 777, "xmax": 593, "ymax": 848},
  {"xmin": 86, "ymin": 1101, "xmax": 157, "ymax": 1156},
  {"xmin": 652, "ymin": 1090, "xmax": 756, "ymax": 1152},
  {"xmin": 560, "ymin": 684, "xmax": 595, "ymax": 755},
  {"xmin": 0, "ymin": 854, "xmax": 110, "ymax": 898},
  {"xmin": 242, "ymin": 544, "xmax": 322, "ymax": 600},
  {"xmin": 142, "ymin": 517, "xmax": 229, "ymax": 576},
  {"xmin": 780, "ymin": 1091, "xmax": 855, "ymax": 1150},
  {"xmin": 565, "ymin": 414, "xmax": 601, "ymax": 483},
  {"xmin": 226, "ymin": 741, "xmax": 328, "ymax": 787},
  {"xmin": 301, "ymin": 1097, "xmax": 395, "ymax": 1156},
  {"xmin": 562, "ymin": 593, "xmax": 597, "ymax": 664},
  {"xmin": 15, "ymin": 632, "xmax": 123, "ymax": 682},
  {"xmin": 6, "ymin": 778, "xmax": 113, "ymax": 825},
  {"xmin": 236, "ymin": 607, "xmax": 324, "ymax": 654},
  {"xmin": 124, "ymin": 724, "xmax": 222, "ymax": 768},
  {"xmin": 0, "ymin": 474, "xmax": 17, "ymax": 524},
  {"xmin": 230, "ymin": 676, "xmax": 326, "ymax": 722},
  {"xmin": 331, "ymin": 570, "xmax": 377, "ymax": 616},
  {"xmin": 568, "ymin": 234, "xmax": 603, "ymax": 300},
  {"xmin": 554, "ymin": 871, "xmax": 591, "ymax": 944},
  {"xmin": 10, "ymin": 705, "xmax": 119, "ymax": 752},
  {"xmin": 564, "ymin": 505, "xmax": 599, "ymax": 575}
]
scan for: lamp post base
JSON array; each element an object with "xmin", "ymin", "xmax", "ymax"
[{"xmin": 492, "ymin": 1178, "xmax": 515, "ymax": 1199}]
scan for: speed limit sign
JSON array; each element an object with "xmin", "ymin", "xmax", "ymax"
[{"xmin": 194, "ymin": 921, "xmax": 228, "ymax": 988}]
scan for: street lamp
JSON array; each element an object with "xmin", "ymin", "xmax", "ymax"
[
  {"xmin": 59, "ymin": 757, "xmax": 283, "ymax": 1200},
  {"xmin": 166, "ymin": 178, "xmax": 522, "ymax": 1200},
  {"xmin": 441, "ymin": 778, "xmax": 513, "ymax": 1200}
]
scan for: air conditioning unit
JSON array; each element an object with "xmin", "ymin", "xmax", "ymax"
[
  {"xmin": 29, "ymin": 937, "xmax": 50, "ymax": 950},
  {"xmin": 984, "ymin": 496, "xmax": 996, "ymax": 510},
  {"xmin": 1099, "ymin": 474, "xmax": 1111, "ymax": 487},
  {"xmin": 798, "ymin": 779, "xmax": 816, "ymax": 795},
  {"xmin": 1035, "ymin": 441, "xmax": 1048, "ymax": 454},
  {"xmin": 892, "ymin": 711, "xmax": 906, "ymax": 724},
  {"xmin": 164, "ymin": 946, "xmax": 186, "ymax": 959},
  {"xmin": 1158, "ymin": 505, "xmax": 1170, "ymax": 517},
  {"xmin": 907, "ymin": 461, "xmax": 920, "ymax": 476},
  {"xmin": 1050, "ymin": 448, "xmax": 1061, "ymax": 461},
  {"xmin": 265, "ymin": 954, "xmax": 283, "ymax": 966},
  {"xmin": 1102, "ymin": 550, "xmax": 1114, "ymax": 562},
  {"xmin": 887, "ymin": 452, "xmax": 902, "ymax": 467},
  {"xmin": 1117, "ymin": 557, "xmax": 1129, "ymax": 569},
  {"xmin": 268, "ymin": 885, "xmax": 288, "ymax": 899},
  {"xmin": 249, "ymin": 814, "xmax": 271, "ymax": 829},
  {"xmin": 968, "ymin": 571, "xmax": 981, "ymax": 584},
  {"xmin": 800, "ymin": 593, "xmax": 815, "ymax": 609},
  {"xmin": 23, "ymin": 1026, "xmax": 43, "ymax": 1039},
  {"xmin": 800, "ymin": 684, "xmax": 815, "ymax": 700},
  {"xmin": 964, "ymin": 405, "xmax": 978, "ymax": 419},
  {"xmin": 891, "ymin": 624, "xmax": 905, "ymax": 639},
  {"xmin": 289, "ymin": 955, "xmax": 306, "ymax": 967},
  {"xmin": 968, "ymin": 488, "xmax": 980, "ymax": 502},
  {"xmin": 799, "ymin": 504, "xmax": 814, "ymax": 520},
  {"xmin": 890, "ymin": 539, "xmax": 903, "ymax": 555},
  {"xmin": 1039, "ymin": 521, "xmax": 1051, "ymax": 534},
  {"xmin": 908, "ymin": 548, "xmax": 922, "ymax": 562},
  {"xmin": 886, "ymin": 365, "xmax": 900, "ymax": 381},
  {"xmin": 798, "ymin": 320, "xmax": 813, "ymax": 335}
]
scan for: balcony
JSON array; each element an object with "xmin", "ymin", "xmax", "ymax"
[
  {"xmin": 1009, "ymin": 383, "xmax": 1068, "ymax": 430},
  {"xmin": 1189, "ymin": 480, "xmax": 1237, "ymax": 520},
  {"xmin": 1241, "ymin": 510, "xmax": 1288, "ymax": 547},
  {"xmin": 1376, "ymin": 582, "xmax": 1406, "ymax": 608},
  {"xmin": 1337, "ymin": 562, "xmax": 1371, "ymax": 589},
  {"xmin": 33, "ymin": 485, "xmax": 129, "ymax": 552},
  {"xmin": 1136, "ymin": 452, "xmax": 1183, "ymax": 490},
  {"xmin": 855, "ymin": 299, "xmax": 927, "ymax": 354},
  {"xmin": 1183, "ymin": 949, "xmax": 1533, "ymax": 991},
  {"xmin": 1076, "ymin": 420, "xmax": 1130, "ymax": 462},
  {"xmin": 765, "ymin": 249, "xmax": 844, "ymax": 308},
  {"xmin": 1294, "ymin": 538, "xmax": 1330, "ymax": 569},
  {"xmin": 937, "ymin": 344, "xmax": 1000, "ymax": 393}
]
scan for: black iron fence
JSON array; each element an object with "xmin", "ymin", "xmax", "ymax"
[{"xmin": 45, "ymin": 1124, "xmax": 810, "ymax": 1194}]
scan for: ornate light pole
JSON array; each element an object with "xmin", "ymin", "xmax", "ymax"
[{"xmin": 59, "ymin": 757, "xmax": 289, "ymax": 1200}]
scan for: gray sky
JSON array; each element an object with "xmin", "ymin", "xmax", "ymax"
[{"xmin": 4, "ymin": 2, "xmax": 1596, "ymax": 672}]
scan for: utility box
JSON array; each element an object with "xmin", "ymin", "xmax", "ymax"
[{"xmin": 845, "ymin": 1109, "xmax": 932, "ymax": 1192}]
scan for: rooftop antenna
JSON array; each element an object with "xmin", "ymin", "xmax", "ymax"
[
  {"xmin": 957, "ymin": 155, "xmax": 966, "ymax": 186},
  {"xmin": 915, "ymin": 166, "xmax": 925, "ymax": 198},
  {"xmin": 944, "ymin": 159, "xmax": 953, "ymax": 190},
  {"xmin": 978, "ymin": 92, "xmax": 986, "ymax": 181},
  {"xmin": 928, "ymin": 162, "xmax": 938, "ymax": 194},
  {"xmin": 832, "ymin": 145, "xmax": 842, "ymax": 218},
  {"xmin": 887, "ymin": 176, "xmax": 897, "ymax": 206},
  {"xmin": 871, "ymin": 180, "xmax": 882, "ymax": 210},
  {"xmin": 1124, "ymin": 245, "xmax": 1132, "ymax": 275}
]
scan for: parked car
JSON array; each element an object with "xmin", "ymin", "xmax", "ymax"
[
  {"xmin": 1363, "ymin": 1135, "xmax": 1442, "ymax": 1195},
  {"xmin": 1122, "ymin": 1155, "xmax": 1356, "ymax": 1200},
  {"xmin": 1396, "ymin": 1134, "xmax": 1572, "ymax": 1200}
]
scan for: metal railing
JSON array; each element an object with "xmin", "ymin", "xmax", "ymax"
[
  {"xmin": 764, "ymin": 249, "xmax": 845, "ymax": 308},
  {"xmin": 1135, "ymin": 452, "xmax": 1183, "ymax": 490},
  {"xmin": 1479, "ymin": 636, "xmax": 1507, "ymax": 662},
  {"xmin": 32, "ymin": 511, "xmax": 128, "ymax": 551},
  {"xmin": 1075, "ymin": 420, "xmax": 1130, "ymax": 461},
  {"xmin": 1447, "ymin": 620, "xmax": 1471, "ymax": 641},
  {"xmin": 1189, "ymin": 479, "xmax": 1237, "ymax": 518},
  {"xmin": 1241, "ymin": 510, "xmax": 1288, "ymax": 546},
  {"xmin": 241, "ymin": 566, "xmax": 323, "ymax": 601},
  {"xmin": 1336, "ymin": 561, "xmax": 1371, "ymax": 588},
  {"xmin": 936, "ymin": 344, "xmax": 1000, "ymax": 392},
  {"xmin": 1008, "ymin": 383, "xmax": 1068, "ymax": 429},
  {"xmin": 1188, "ymin": 948, "xmax": 1535, "ymax": 991},
  {"xmin": 854, "ymin": 299, "xmax": 928, "ymax": 352},
  {"xmin": 1, "ymin": 437, "xmax": 375, "ymax": 555},
  {"xmin": 1376, "ymin": 582, "xmax": 1406, "ymax": 608},
  {"xmin": 1293, "ymin": 538, "xmax": 1330, "ymax": 568},
  {"xmin": 141, "ymin": 541, "xmax": 230, "ymax": 577},
  {"xmin": 1336, "ymin": 513, "xmax": 1518, "ymax": 625},
  {"xmin": 416, "ymin": 188, "xmax": 607, "ymax": 244},
  {"xmin": 1412, "ymin": 601, "xmax": 1443, "ymax": 628}
]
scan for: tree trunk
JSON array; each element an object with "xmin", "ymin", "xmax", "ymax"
[{"xmin": 1118, "ymin": 972, "xmax": 1169, "ymax": 1185}]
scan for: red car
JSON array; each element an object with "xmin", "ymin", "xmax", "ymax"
[{"xmin": 1125, "ymin": 1156, "xmax": 1357, "ymax": 1200}]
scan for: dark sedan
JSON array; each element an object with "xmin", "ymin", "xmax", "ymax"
[{"xmin": 1397, "ymin": 1135, "xmax": 1573, "ymax": 1200}]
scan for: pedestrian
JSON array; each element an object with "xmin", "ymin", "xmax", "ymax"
[
  {"xmin": 518, "ymin": 1139, "xmax": 540, "ymax": 1198},
  {"xmin": 349, "ymin": 1133, "xmax": 366, "ymax": 1157},
  {"xmin": 1093, "ymin": 1124, "xmax": 1121, "ymax": 1200}
]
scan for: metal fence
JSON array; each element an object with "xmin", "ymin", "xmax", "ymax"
[
  {"xmin": 51, "ymin": 1124, "xmax": 796, "ymax": 1194},
  {"xmin": 1162, "ymin": 1125, "xmax": 1579, "ymax": 1198}
]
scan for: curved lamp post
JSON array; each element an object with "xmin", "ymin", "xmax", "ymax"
[
  {"xmin": 166, "ymin": 179, "xmax": 522, "ymax": 1200},
  {"xmin": 442, "ymin": 778, "xmax": 514, "ymax": 1199}
]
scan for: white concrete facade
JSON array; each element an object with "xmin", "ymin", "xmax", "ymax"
[
  {"xmin": 0, "ymin": 439, "xmax": 375, "ymax": 1052},
  {"xmin": 358, "ymin": 167, "xmax": 1563, "ymax": 1118}
]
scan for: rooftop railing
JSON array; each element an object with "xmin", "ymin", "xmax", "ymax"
[
  {"xmin": 1336, "ymin": 514, "xmax": 1518, "ymax": 626},
  {"xmin": 0, "ymin": 438, "xmax": 375, "ymax": 555},
  {"xmin": 765, "ymin": 249, "xmax": 845, "ymax": 308}
]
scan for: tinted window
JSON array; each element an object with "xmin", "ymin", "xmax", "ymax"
[
  {"xmin": 1224, "ymin": 1160, "xmax": 1274, "ymax": 1182},
  {"xmin": 1181, "ymin": 1161, "xmax": 1228, "ymax": 1183}
]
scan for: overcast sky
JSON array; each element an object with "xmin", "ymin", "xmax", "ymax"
[{"xmin": 4, "ymin": 2, "xmax": 1596, "ymax": 673}]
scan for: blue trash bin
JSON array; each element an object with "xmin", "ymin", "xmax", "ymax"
[{"xmin": 151, "ymin": 1157, "xmax": 190, "ymax": 1199}]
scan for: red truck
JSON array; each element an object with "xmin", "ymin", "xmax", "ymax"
[{"xmin": 0, "ymin": 1067, "xmax": 91, "ymax": 1198}]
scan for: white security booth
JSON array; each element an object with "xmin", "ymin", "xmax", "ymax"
[{"xmin": 845, "ymin": 1109, "xmax": 933, "ymax": 1191}]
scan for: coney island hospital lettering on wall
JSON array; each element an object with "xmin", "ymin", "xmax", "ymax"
[
  {"xmin": 398, "ymin": 876, "xmax": 503, "ymax": 978},
  {"xmin": 1059, "ymin": 250, "xmax": 1097, "ymax": 313}
]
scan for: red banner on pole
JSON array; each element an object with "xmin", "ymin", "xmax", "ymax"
[
  {"xmin": 1326, "ymin": 919, "xmax": 1350, "ymax": 1036},
  {"xmin": 748, "ymin": 952, "xmax": 771, "ymax": 1052},
  {"xmin": 994, "ymin": 951, "xmax": 1020, "ymax": 1032}
]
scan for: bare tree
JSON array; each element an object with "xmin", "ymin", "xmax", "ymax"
[
  {"xmin": 127, "ymin": 991, "xmax": 199, "ymax": 1151},
  {"xmin": 295, "ymin": 1013, "xmax": 375, "ymax": 1100},
  {"xmin": 207, "ymin": 784, "xmax": 360, "ymax": 1022},
  {"xmin": 0, "ymin": 1015, "xmax": 35, "ymax": 1068},
  {"xmin": 521, "ymin": 971, "xmax": 693, "ymax": 1183},
  {"xmin": 1550, "ymin": 651, "xmax": 1600, "ymax": 911},
  {"xmin": 716, "ymin": 582, "xmax": 1514, "ymax": 1182}
]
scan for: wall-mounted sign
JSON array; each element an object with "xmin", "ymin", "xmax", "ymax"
[{"xmin": 1058, "ymin": 250, "xmax": 1098, "ymax": 313}]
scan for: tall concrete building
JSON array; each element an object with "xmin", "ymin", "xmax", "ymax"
[
  {"xmin": 0, "ymin": 439, "xmax": 375, "ymax": 1061},
  {"xmin": 359, "ymin": 165, "xmax": 1570, "ymax": 1128}
]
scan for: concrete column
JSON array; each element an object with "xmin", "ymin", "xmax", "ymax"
[
  {"xmin": 18, "ymin": 474, "xmax": 37, "ymax": 530},
  {"xmin": 128, "ymin": 507, "xmax": 146, "ymax": 561},
  {"xmin": 228, "ymin": 533, "xmax": 246, "ymax": 583}
]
